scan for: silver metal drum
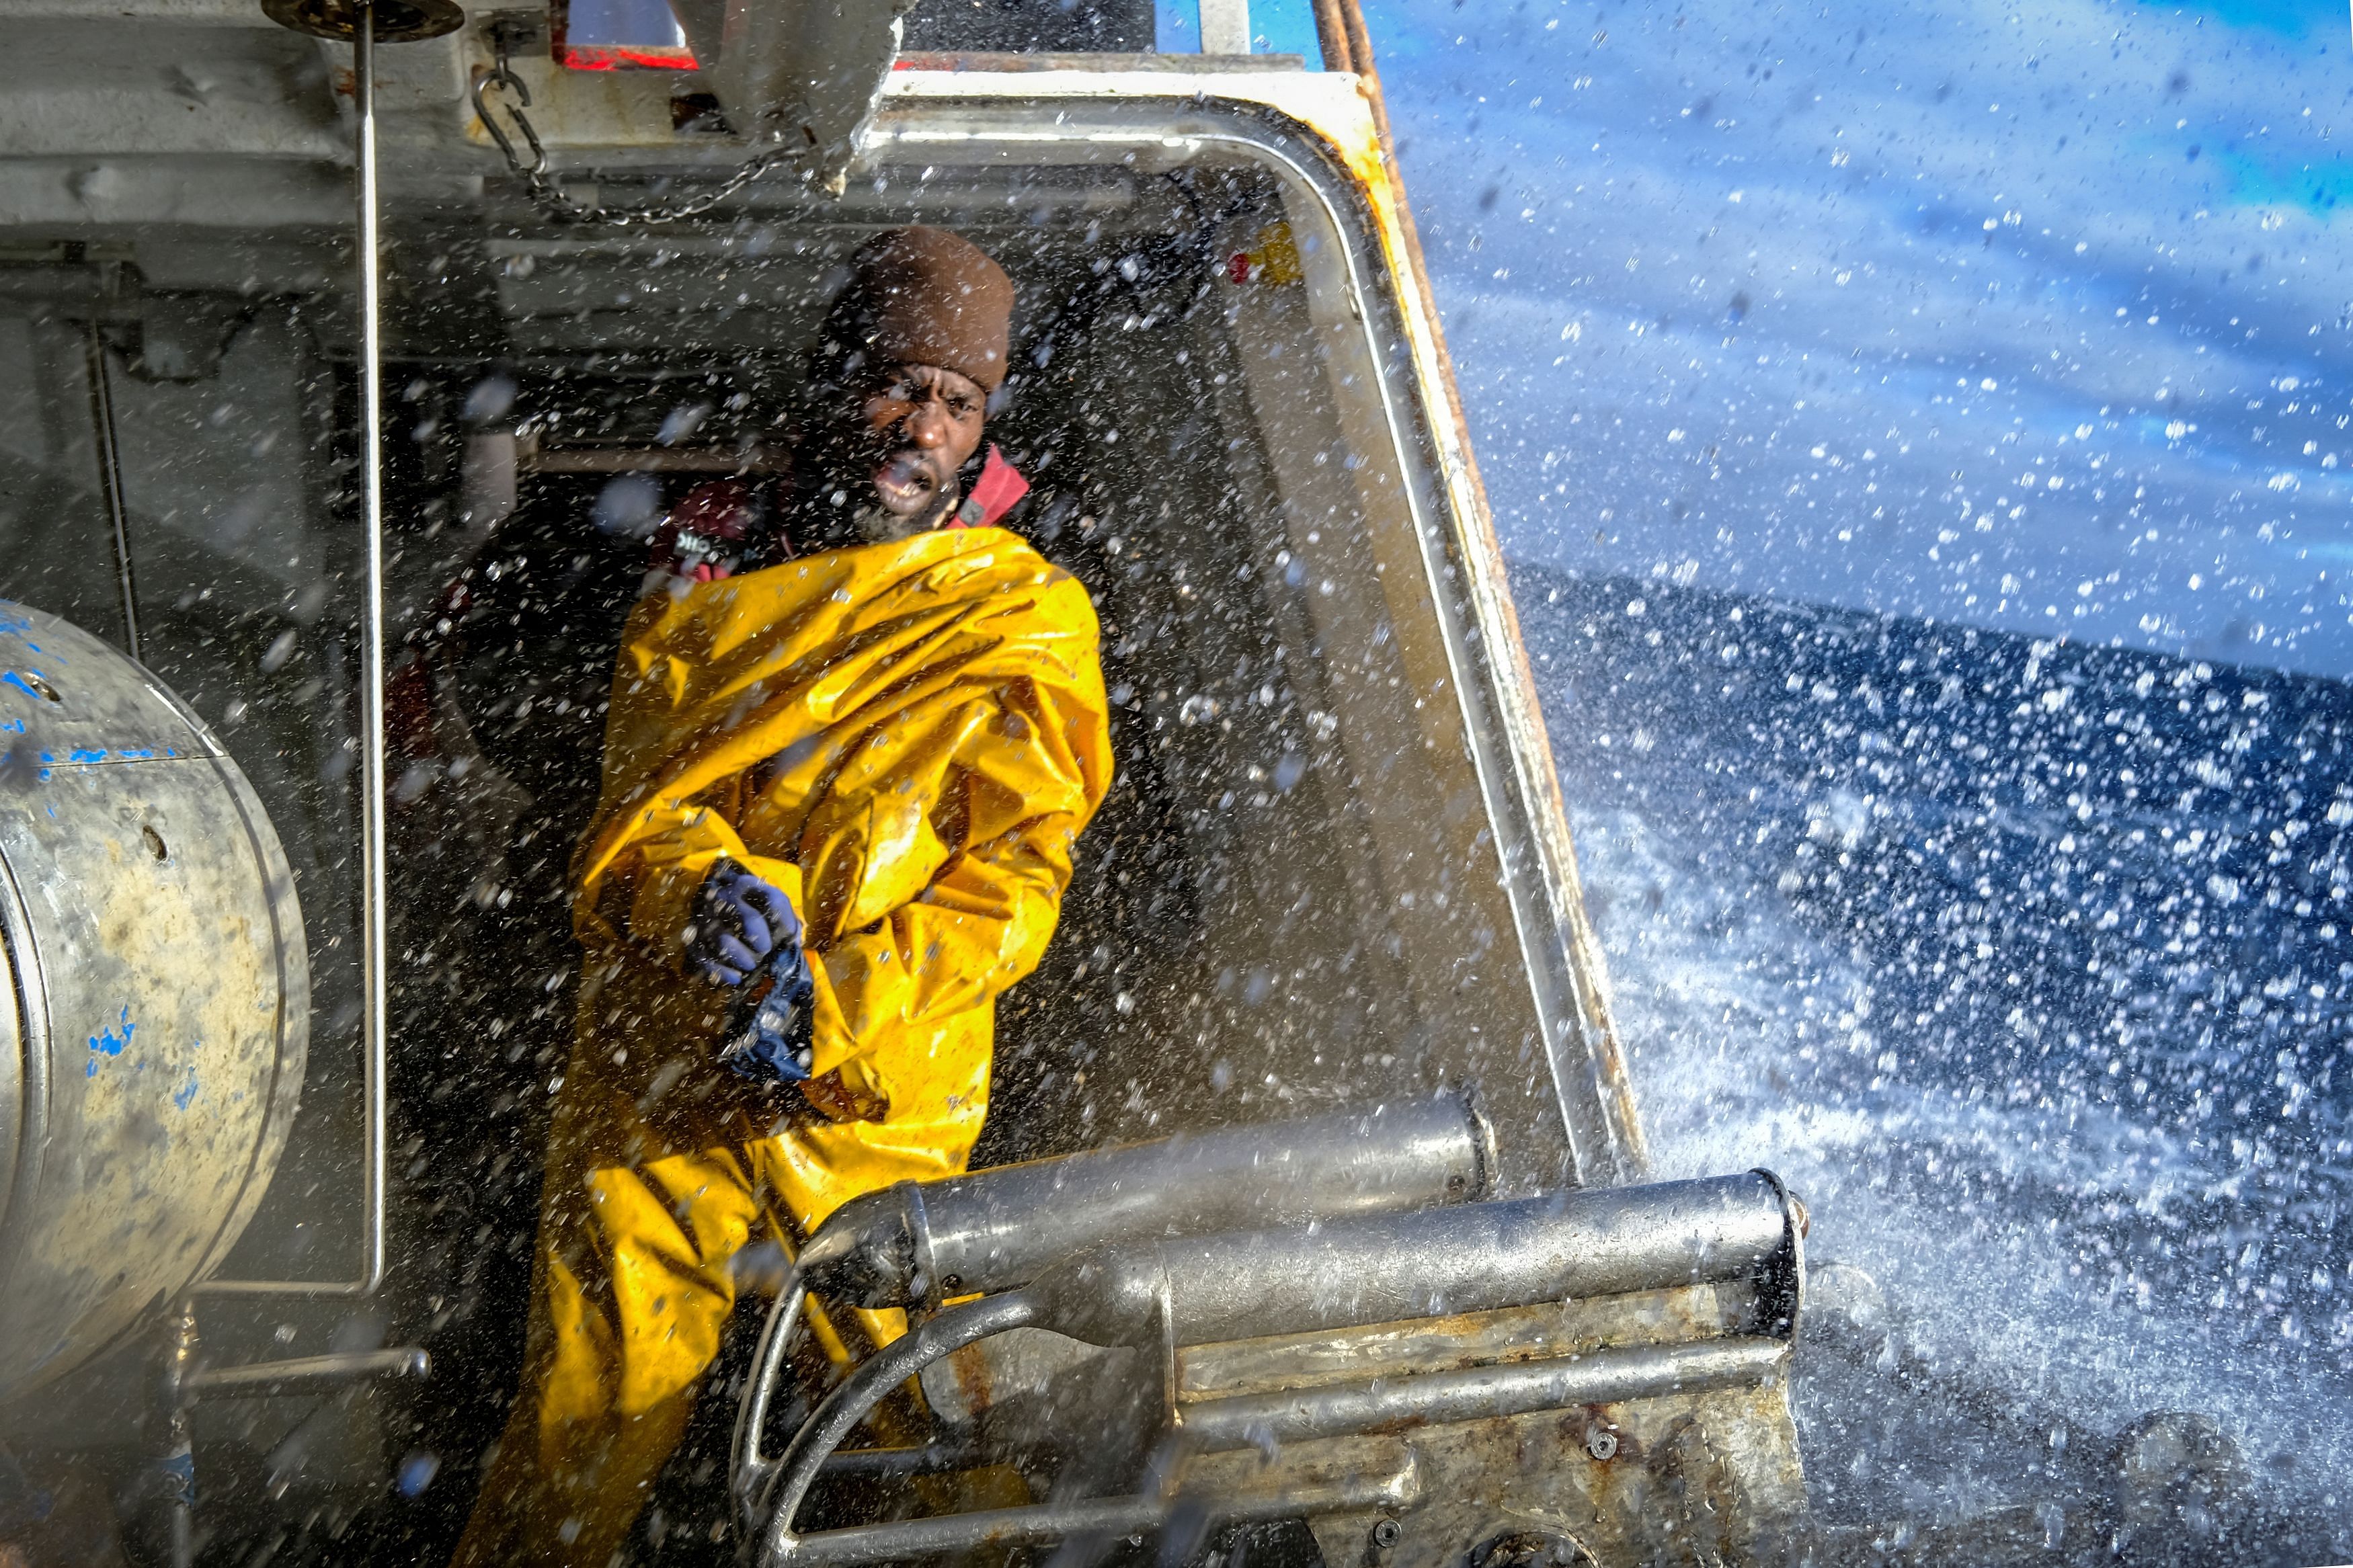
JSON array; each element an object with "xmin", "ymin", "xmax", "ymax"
[{"xmin": 0, "ymin": 603, "xmax": 307, "ymax": 1405}]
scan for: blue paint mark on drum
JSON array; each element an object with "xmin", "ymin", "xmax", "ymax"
[
  {"xmin": 0, "ymin": 671, "xmax": 42, "ymax": 702},
  {"xmin": 86, "ymin": 1008, "xmax": 136, "ymax": 1077},
  {"xmin": 173, "ymin": 1069, "xmax": 200, "ymax": 1110}
]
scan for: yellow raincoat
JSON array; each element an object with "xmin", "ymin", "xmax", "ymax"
[{"xmin": 454, "ymin": 527, "xmax": 1111, "ymax": 1567}]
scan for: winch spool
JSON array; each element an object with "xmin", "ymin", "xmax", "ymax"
[{"xmin": 0, "ymin": 605, "xmax": 309, "ymax": 1406}]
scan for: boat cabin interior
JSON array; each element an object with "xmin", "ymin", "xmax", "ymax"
[{"xmin": 0, "ymin": 5, "xmax": 1632, "ymax": 1554}]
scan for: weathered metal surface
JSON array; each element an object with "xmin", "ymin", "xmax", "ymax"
[
  {"xmin": 1016, "ymin": 1175, "xmax": 1796, "ymax": 1349},
  {"xmin": 759, "ymin": 1178, "xmax": 1805, "ymax": 1568},
  {"xmin": 0, "ymin": 602, "xmax": 307, "ymax": 1407},
  {"xmin": 807, "ymin": 1090, "xmax": 1494, "ymax": 1311},
  {"xmin": 819, "ymin": 1266, "xmax": 1806, "ymax": 1568},
  {"xmin": 666, "ymin": 0, "xmax": 906, "ymax": 192},
  {"xmin": 1289, "ymin": 1382, "xmax": 1806, "ymax": 1568},
  {"xmin": 908, "ymin": 1288, "xmax": 1771, "ymax": 1491},
  {"xmin": 772, "ymin": 1442, "xmax": 1423, "ymax": 1567},
  {"xmin": 1178, "ymin": 1283, "xmax": 1759, "ymax": 1401},
  {"xmin": 740, "ymin": 1094, "xmax": 1492, "ymax": 1506},
  {"xmin": 1173, "ymin": 1274, "xmax": 1807, "ymax": 1566}
]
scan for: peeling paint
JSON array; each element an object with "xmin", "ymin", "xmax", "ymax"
[{"xmin": 85, "ymin": 1007, "xmax": 136, "ymax": 1077}]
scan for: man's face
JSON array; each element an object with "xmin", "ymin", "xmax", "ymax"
[{"xmin": 811, "ymin": 361, "xmax": 988, "ymax": 540}]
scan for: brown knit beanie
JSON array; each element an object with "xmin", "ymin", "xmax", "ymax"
[{"xmin": 832, "ymin": 227, "xmax": 1016, "ymax": 392}]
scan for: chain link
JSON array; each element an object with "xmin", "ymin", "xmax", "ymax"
[{"xmin": 471, "ymin": 59, "xmax": 797, "ymax": 225}]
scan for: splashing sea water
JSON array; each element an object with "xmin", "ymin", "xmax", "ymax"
[{"xmin": 1518, "ymin": 565, "xmax": 2352, "ymax": 1534}]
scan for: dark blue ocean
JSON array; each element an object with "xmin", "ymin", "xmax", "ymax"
[{"xmin": 1515, "ymin": 567, "xmax": 2352, "ymax": 1535}]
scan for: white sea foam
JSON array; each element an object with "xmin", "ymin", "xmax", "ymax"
[{"xmin": 1568, "ymin": 796, "xmax": 2353, "ymax": 1503}]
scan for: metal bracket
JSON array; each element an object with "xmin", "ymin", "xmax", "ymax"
[
  {"xmin": 669, "ymin": 0, "xmax": 910, "ymax": 196},
  {"xmin": 478, "ymin": 6, "xmax": 547, "ymax": 58},
  {"xmin": 145, "ymin": 1298, "xmax": 430, "ymax": 1568},
  {"xmin": 183, "ymin": 1346, "xmax": 431, "ymax": 1400}
]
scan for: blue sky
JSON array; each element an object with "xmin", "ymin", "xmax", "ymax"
[{"xmin": 1351, "ymin": 0, "xmax": 2353, "ymax": 677}]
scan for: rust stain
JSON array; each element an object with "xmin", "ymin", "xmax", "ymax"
[
  {"xmin": 1180, "ymin": 1285, "xmax": 1751, "ymax": 1402},
  {"xmin": 941, "ymin": 1338, "xmax": 995, "ymax": 1417}
]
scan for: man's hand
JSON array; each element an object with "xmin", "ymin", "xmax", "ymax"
[{"xmin": 685, "ymin": 862, "xmax": 802, "ymax": 986}]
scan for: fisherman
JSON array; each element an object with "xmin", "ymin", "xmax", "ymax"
[{"xmin": 453, "ymin": 227, "xmax": 1113, "ymax": 1566}]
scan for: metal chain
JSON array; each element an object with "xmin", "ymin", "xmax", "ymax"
[{"xmin": 470, "ymin": 56, "xmax": 795, "ymax": 225}]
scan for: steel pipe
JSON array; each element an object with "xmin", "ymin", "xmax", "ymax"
[
  {"xmin": 352, "ymin": 0, "xmax": 391, "ymax": 1303},
  {"xmin": 182, "ymin": 1345, "xmax": 429, "ymax": 1399},
  {"xmin": 756, "ymin": 1290, "xmax": 1042, "ymax": 1561},
  {"xmin": 769, "ymin": 1458, "xmax": 1419, "ymax": 1568},
  {"xmin": 199, "ymin": 0, "xmax": 389, "ymax": 1302},
  {"xmin": 1178, "ymin": 1335, "xmax": 1788, "ymax": 1450},
  {"xmin": 735, "ymin": 1092, "xmax": 1493, "ymax": 1510},
  {"xmin": 1308, "ymin": 0, "xmax": 1354, "ymax": 71},
  {"xmin": 1025, "ymin": 1171, "xmax": 1796, "ymax": 1349},
  {"xmin": 798, "ymin": 1089, "xmax": 1496, "ymax": 1311},
  {"xmin": 730, "ymin": 1273, "xmax": 807, "ymax": 1516},
  {"xmin": 815, "ymin": 1442, "xmax": 978, "ymax": 1481},
  {"xmin": 81, "ymin": 324, "xmax": 141, "ymax": 661}
]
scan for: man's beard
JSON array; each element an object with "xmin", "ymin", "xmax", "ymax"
[
  {"xmin": 849, "ymin": 489, "xmax": 955, "ymax": 544},
  {"xmin": 795, "ymin": 423, "xmax": 960, "ymax": 548}
]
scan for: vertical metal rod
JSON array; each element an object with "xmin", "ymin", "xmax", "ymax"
[
  {"xmin": 189, "ymin": 0, "xmax": 402, "ymax": 1311},
  {"xmin": 153, "ymin": 1298, "xmax": 198, "ymax": 1568},
  {"xmin": 83, "ymin": 322, "xmax": 143, "ymax": 661},
  {"xmin": 1307, "ymin": 0, "xmax": 1353, "ymax": 71},
  {"xmin": 354, "ymin": 0, "xmax": 390, "ymax": 1296}
]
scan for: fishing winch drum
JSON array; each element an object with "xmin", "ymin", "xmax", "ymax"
[{"xmin": 0, "ymin": 605, "xmax": 309, "ymax": 1407}]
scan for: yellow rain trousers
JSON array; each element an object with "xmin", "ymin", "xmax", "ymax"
[{"xmin": 453, "ymin": 527, "xmax": 1111, "ymax": 1567}]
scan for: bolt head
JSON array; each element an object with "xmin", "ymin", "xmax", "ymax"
[{"xmin": 1585, "ymin": 1428, "xmax": 1619, "ymax": 1461}]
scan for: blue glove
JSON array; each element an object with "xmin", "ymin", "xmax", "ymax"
[
  {"xmin": 686, "ymin": 862, "xmax": 801, "ymax": 987},
  {"xmin": 687, "ymin": 863, "xmax": 815, "ymax": 1087},
  {"xmin": 719, "ymin": 942, "xmax": 815, "ymax": 1085}
]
